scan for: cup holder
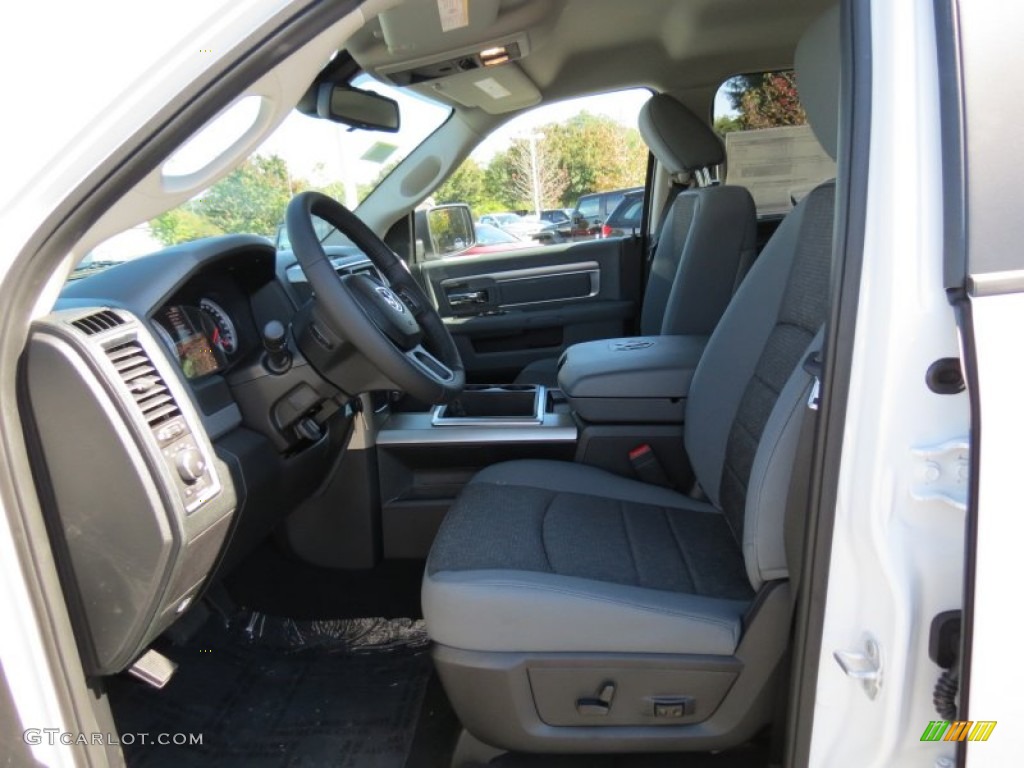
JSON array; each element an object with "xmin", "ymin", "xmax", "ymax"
[{"xmin": 432, "ymin": 384, "xmax": 545, "ymax": 426}]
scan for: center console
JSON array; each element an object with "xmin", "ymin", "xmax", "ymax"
[
  {"xmin": 558, "ymin": 335, "xmax": 707, "ymax": 422},
  {"xmin": 372, "ymin": 335, "xmax": 707, "ymax": 561}
]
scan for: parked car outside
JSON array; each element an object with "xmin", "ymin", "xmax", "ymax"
[
  {"xmin": 601, "ymin": 189, "xmax": 645, "ymax": 238},
  {"xmin": 478, "ymin": 212, "xmax": 522, "ymax": 229},
  {"xmin": 462, "ymin": 222, "xmax": 536, "ymax": 256},
  {"xmin": 497, "ymin": 214, "xmax": 550, "ymax": 240},
  {"xmin": 572, "ymin": 186, "xmax": 643, "ymax": 236},
  {"xmin": 539, "ymin": 209, "xmax": 572, "ymax": 226}
]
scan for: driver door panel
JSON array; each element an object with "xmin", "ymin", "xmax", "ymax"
[{"xmin": 415, "ymin": 238, "xmax": 642, "ymax": 382}]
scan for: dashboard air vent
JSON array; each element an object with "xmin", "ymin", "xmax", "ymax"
[
  {"xmin": 72, "ymin": 310, "xmax": 124, "ymax": 335},
  {"xmin": 106, "ymin": 341, "xmax": 181, "ymax": 428}
]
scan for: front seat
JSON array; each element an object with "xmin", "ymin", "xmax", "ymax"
[
  {"xmin": 515, "ymin": 95, "xmax": 757, "ymax": 387},
  {"xmin": 424, "ymin": 6, "xmax": 840, "ymax": 754}
]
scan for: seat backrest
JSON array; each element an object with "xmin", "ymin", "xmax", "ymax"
[
  {"xmin": 638, "ymin": 95, "xmax": 757, "ymax": 336},
  {"xmin": 683, "ymin": 5, "xmax": 840, "ymax": 588}
]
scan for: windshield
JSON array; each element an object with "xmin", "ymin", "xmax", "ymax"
[{"xmin": 74, "ymin": 74, "xmax": 451, "ymax": 277}]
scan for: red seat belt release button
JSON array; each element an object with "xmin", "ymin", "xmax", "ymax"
[{"xmin": 628, "ymin": 444, "xmax": 672, "ymax": 488}]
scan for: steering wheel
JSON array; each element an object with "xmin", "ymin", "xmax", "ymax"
[{"xmin": 286, "ymin": 191, "xmax": 464, "ymax": 404}]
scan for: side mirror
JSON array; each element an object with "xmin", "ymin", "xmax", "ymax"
[
  {"xmin": 415, "ymin": 204, "xmax": 477, "ymax": 259},
  {"xmin": 315, "ymin": 84, "xmax": 400, "ymax": 132}
]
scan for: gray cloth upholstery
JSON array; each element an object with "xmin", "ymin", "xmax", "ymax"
[
  {"xmin": 425, "ymin": 7, "xmax": 841, "ymax": 672},
  {"xmin": 428, "ymin": 465, "xmax": 751, "ymax": 601},
  {"xmin": 424, "ymin": 461, "xmax": 750, "ymax": 655},
  {"xmin": 516, "ymin": 104, "xmax": 756, "ymax": 387},
  {"xmin": 638, "ymin": 94, "xmax": 725, "ymax": 174},
  {"xmin": 643, "ymin": 186, "xmax": 757, "ymax": 336},
  {"xmin": 743, "ymin": 331, "xmax": 823, "ymax": 588},
  {"xmin": 423, "ymin": 570, "xmax": 748, "ymax": 656},
  {"xmin": 718, "ymin": 183, "xmax": 834, "ymax": 537},
  {"xmin": 684, "ymin": 182, "xmax": 835, "ymax": 511},
  {"xmin": 514, "ymin": 356, "xmax": 559, "ymax": 388}
]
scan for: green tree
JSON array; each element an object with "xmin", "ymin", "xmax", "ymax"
[
  {"xmin": 480, "ymin": 113, "xmax": 647, "ymax": 212},
  {"xmin": 723, "ymin": 71, "xmax": 806, "ymax": 129},
  {"xmin": 434, "ymin": 158, "xmax": 488, "ymax": 209},
  {"xmin": 544, "ymin": 112, "xmax": 647, "ymax": 207},
  {"xmin": 194, "ymin": 154, "xmax": 298, "ymax": 237},
  {"xmin": 150, "ymin": 208, "xmax": 224, "ymax": 246},
  {"xmin": 482, "ymin": 150, "xmax": 521, "ymax": 210},
  {"xmin": 713, "ymin": 114, "xmax": 742, "ymax": 137}
]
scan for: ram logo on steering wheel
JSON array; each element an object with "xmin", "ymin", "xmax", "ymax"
[{"xmin": 376, "ymin": 286, "xmax": 405, "ymax": 314}]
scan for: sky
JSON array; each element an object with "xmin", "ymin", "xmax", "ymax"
[{"xmin": 91, "ymin": 67, "xmax": 736, "ymax": 260}]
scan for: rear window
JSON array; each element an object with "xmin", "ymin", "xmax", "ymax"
[
  {"xmin": 617, "ymin": 198, "xmax": 644, "ymax": 223},
  {"xmin": 714, "ymin": 71, "xmax": 836, "ymax": 217},
  {"xmin": 576, "ymin": 196, "xmax": 600, "ymax": 218}
]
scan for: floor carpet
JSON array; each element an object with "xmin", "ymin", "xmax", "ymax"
[
  {"xmin": 108, "ymin": 614, "xmax": 436, "ymax": 767},
  {"xmin": 223, "ymin": 542, "xmax": 425, "ymax": 620}
]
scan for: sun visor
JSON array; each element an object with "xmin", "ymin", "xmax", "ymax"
[
  {"xmin": 419, "ymin": 63, "xmax": 540, "ymax": 114},
  {"xmin": 379, "ymin": 0, "xmax": 501, "ymax": 53}
]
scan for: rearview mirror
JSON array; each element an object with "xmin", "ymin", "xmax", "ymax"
[
  {"xmin": 316, "ymin": 84, "xmax": 400, "ymax": 132},
  {"xmin": 415, "ymin": 204, "xmax": 477, "ymax": 259}
]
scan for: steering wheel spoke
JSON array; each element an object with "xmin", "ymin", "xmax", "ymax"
[
  {"xmin": 286, "ymin": 191, "xmax": 464, "ymax": 403},
  {"xmin": 405, "ymin": 344, "xmax": 456, "ymax": 385}
]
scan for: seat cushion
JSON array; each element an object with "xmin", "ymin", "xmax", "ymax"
[{"xmin": 423, "ymin": 460, "xmax": 753, "ymax": 656}]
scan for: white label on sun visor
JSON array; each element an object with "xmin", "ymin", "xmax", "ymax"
[
  {"xmin": 438, "ymin": 0, "xmax": 469, "ymax": 32},
  {"xmin": 473, "ymin": 77, "xmax": 512, "ymax": 100}
]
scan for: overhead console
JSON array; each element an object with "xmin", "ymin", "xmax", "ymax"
[
  {"xmin": 21, "ymin": 307, "xmax": 236, "ymax": 676},
  {"xmin": 348, "ymin": 0, "xmax": 543, "ymax": 114}
]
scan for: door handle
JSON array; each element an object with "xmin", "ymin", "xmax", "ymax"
[{"xmin": 448, "ymin": 290, "xmax": 488, "ymax": 307}]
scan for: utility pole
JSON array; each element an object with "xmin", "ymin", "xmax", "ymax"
[{"xmin": 525, "ymin": 131, "xmax": 545, "ymax": 217}]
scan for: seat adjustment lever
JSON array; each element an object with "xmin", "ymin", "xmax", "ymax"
[{"xmin": 576, "ymin": 681, "xmax": 616, "ymax": 715}]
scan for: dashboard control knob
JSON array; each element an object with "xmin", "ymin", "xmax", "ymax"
[
  {"xmin": 175, "ymin": 449, "xmax": 206, "ymax": 484},
  {"xmin": 262, "ymin": 320, "xmax": 292, "ymax": 374}
]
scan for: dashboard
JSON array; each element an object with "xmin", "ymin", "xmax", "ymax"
[
  {"xmin": 153, "ymin": 303, "xmax": 232, "ymax": 379},
  {"xmin": 26, "ymin": 234, "xmax": 378, "ymax": 676},
  {"xmin": 150, "ymin": 275, "xmax": 259, "ymax": 383}
]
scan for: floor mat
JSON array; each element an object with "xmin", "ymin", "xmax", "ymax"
[{"xmin": 108, "ymin": 614, "xmax": 433, "ymax": 767}]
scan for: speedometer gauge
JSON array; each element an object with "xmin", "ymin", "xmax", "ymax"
[{"xmin": 199, "ymin": 298, "xmax": 238, "ymax": 355}]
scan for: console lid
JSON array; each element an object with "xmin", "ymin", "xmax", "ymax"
[{"xmin": 558, "ymin": 335, "xmax": 707, "ymax": 423}]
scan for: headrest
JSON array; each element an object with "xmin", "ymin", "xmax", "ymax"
[
  {"xmin": 638, "ymin": 94, "xmax": 725, "ymax": 175},
  {"xmin": 795, "ymin": 5, "xmax": 840, "ymax": 160}
]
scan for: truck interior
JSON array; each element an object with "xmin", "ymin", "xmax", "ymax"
[{"xmin": 10, "ymin": 0, "xmax": 861, "ymax": 765}]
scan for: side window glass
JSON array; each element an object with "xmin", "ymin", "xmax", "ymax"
[
  {"xmin": 714, "ymin": 71, "xmax": 836, "ymax": 216},
  {"xmin": 424, "ymin": 88, "xmax": 651, "ymax": 258}
]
